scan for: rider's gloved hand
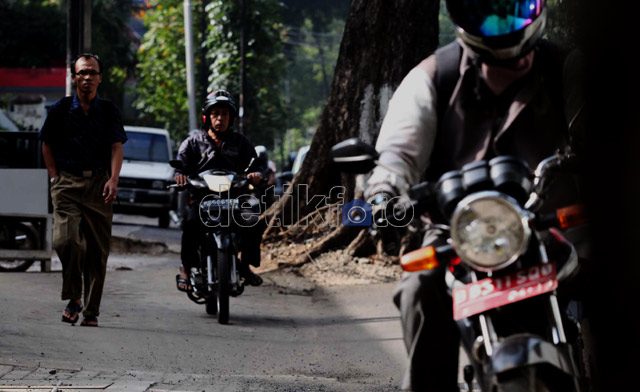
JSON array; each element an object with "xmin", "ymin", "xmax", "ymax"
[
  {"xmin": 366, "ymin": 191, "xmax": 402, "ymax": 256},
  {"xmin": 174, "ymin": 173, "xmax": 188, "ymax": 186},
  {"xmin": 247, "ymin": 172, "xmax": 262, "ymax": 186}
]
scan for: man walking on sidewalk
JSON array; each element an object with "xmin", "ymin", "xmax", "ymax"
[{"xmin": 39, "ymin": 53, "xmax": 127, "ymax": 327}]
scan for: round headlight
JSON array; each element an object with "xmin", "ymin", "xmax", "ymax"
[
  {"xmin": 203, "ymin": 174, "xmax": 232, "ymax": 192},
  {"xmin": 450, "ymin": 191, "xmax": 530, "ymax": 271}
]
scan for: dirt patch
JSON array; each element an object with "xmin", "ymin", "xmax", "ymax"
[
  {"xmin": 110, "ymin": 233, "xmax": 403, "ymax": 292},
  {"xmin": 110, "ymin": 236, "xmax": 172, "ymax": 255},
  {"xmin": 256, "ymin": 240, "xmax": 402, "ymax": 293}
]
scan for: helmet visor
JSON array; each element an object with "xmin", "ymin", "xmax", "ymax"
[{"xmin": 448, "ymin": 0, "xmax": 545, "ymax": 37}]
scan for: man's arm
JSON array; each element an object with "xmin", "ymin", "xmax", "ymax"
[
  {"xmin": 174, "ymin": 137, "xmax": 194, "ymax": 186},
  {"xmin": 365, "ymin": 61, "xmax": 439, "ymax": 200},
  {"xmin": 103, "ymin": 142, "xmax": 123, "ymax": 204},
  {"xmin": 41, "ymin": 142, "xmax": 58, "ymax": 179}
]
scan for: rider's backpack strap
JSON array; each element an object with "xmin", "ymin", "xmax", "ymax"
[
  {"xmin": 423, "ymin": 41, "xmax": 462, "ymax": 181},
  {"xmin": 434, "ymin": 41, "xmax": 463, "ymax": 123}
]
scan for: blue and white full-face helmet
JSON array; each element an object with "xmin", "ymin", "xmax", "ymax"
[{"xmin": 445, "ymin": 0, "xmax": 547, "ymax": 63}]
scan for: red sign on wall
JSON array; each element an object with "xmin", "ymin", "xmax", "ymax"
[{"xmin": 0, "ymin": 68, "xmax": 65, "ymax": 88}]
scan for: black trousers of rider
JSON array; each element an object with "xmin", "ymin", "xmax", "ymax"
[
  {"xmin": 180, "ymin": 201, "xmax": 264, "ymax": 271},
  {"xmin": 392, "ymin": 229, "xmax": 460, "ymax": 392}
]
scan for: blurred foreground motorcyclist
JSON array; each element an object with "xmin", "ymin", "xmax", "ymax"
[
  {"xmin": 364, "ymin": 0, "xmax": 586, "ymax": 390},
  {"xmin": 174, "ymin": 90, "xmax": 266, "ymax": 291}
]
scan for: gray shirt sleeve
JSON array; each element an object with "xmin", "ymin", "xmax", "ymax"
[{"xmin": 365, "ymin": 63, "xmax": 438, "ymax": 198}]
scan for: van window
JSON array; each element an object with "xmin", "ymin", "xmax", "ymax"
[
  {"xmin": 123, "ymin": 131, "xmax": 169, "ymax": 163},
  {"xmin": 0, "ymin": 131, "xmax": 44, "ymax": 168}
]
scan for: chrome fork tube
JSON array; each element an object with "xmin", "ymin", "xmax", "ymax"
[
  {"xmin": 470, "ymin": 270, "xmax": 498, "ymax": 357},
  {"xmin": 479, "ymin": 314, "xmax": 498, "ymax": 357},
  {"xmin": 207, "ymin": 255, "xmax": 214, "ymax": 284},
  {"xmin": 230, "ymin": 254, "xmax": 238, "ymax": 285},
  {"xmin": 549, "ymin": 293, "xmax": 567, "ymax": 344},
  {"xmin": 536, "ymin": 231, "xmax": 568, "ymax": 344}
]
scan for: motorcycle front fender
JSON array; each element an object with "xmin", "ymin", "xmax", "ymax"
[
  {"xmin": 489, "ymin": 334, "xmax": 580, "ymax": 378},
  {"xmin": 213, "ymin": 232, "xmax": 231, "ymax": 250}
]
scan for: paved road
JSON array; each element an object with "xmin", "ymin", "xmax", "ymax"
[
  {"xmin": 2, "ymin": 215, "xmax": 480, "ymax": 391},
  {"xmin": 1, "ymin": 256, "xmax": 408, "ymax": 391}
]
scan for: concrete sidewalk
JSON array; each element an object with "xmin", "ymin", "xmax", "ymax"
[
  {"xmin": 0, "ymin": 356, "xmax": 277, "ymax": 391},
  {"xmin": 0, "ymin": 356, "xmax": 154, "ymax": 392}
]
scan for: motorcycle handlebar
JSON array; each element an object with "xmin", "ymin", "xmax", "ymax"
[{"xmin": 526, "ymin": 152, "xmax": 578, "ymax": 211}]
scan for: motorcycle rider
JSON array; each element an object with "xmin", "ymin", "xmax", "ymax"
[
  {"xmin": 174, "ymin": 90, "xmax": 265, "ymax": 291},
  {"xmin": 364, "ymin": 0, "xmax": 586, "ymax": 390}
]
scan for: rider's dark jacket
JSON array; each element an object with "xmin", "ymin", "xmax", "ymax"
[{"xmin": 175, "ymin": 129, "xmax": 265, "ymax": 178}]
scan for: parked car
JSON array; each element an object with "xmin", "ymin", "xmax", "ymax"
[
  {"xmin": 291, "ymin": 145, "xmax": 310, "ymax": 176},
  {"xmin": 274, "ymin": 145, "xmax": 310, "ymax": 196},
  {"xmin": 116, "ymin": 126, "xmax": 175, "ymax": 228}
]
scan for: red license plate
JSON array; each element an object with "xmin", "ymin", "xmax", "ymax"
[{"xmin": 452, "ymin": 262, "xmax": 558, "ymax": 320}]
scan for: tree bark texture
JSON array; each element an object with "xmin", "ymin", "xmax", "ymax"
[{"xmin": 264, "ymin": 0, "xmax": 440, "ymax": 241}]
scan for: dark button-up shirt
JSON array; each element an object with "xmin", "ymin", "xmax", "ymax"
[{"xmin": 39, "ymin": 94, "xmax": 127, "ymax": 173}]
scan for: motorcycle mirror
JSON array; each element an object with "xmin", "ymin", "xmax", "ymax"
[
  {"xmin": 169, "ymin": 159, "xmax": 184, "ymax": 170},
  {"xmin": 330, "ymin": 138, "xmax": 379, "ymax": 174},
  {"xmin": 245, "ymin": 157, "xmax": 255, "ymax": 173}
]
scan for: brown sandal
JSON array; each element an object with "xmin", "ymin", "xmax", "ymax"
[
  {"xmin": 80, "ymin": 316, "xmax": 98, "ymax": 327},
  {"xmin": 61, "ymin": 300, "xmax": 82, "ymax": 324}
]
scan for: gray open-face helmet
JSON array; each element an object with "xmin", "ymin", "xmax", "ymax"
[{"xmin": 445, "ymin": 0, "xmax": 547, "ymax": 63}]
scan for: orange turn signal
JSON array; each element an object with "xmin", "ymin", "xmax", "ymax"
[
  {"xmin": 401, "ymin": 246, "xmax": 439, "ymax": 272},
  {"xmin": 556, "ymin": 204, "xmax": 588, "ymax": 229}
]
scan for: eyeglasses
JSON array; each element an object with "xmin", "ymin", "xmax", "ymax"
[{"xmin": 73, "ymin": 70, "xmax": 101, "ymax": 76}]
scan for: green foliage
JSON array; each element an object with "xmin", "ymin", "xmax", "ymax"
[
  {"xmin": 0, "ymin": 0, "xmax": 135, "ymax": 106},
  {"xmin": 204, "ymin": 0, "xmax": 287, "ymax": 150},
  {"xmin": 134, "ymin": 0, "xmax": 200, "ymax": 141},
  {"xmin": 133, "ymin": 0, "xmax": 347, "ymax": 169},
  {"xmin": 438, "ymin": 0, "xmax": 456, "ymax": 47},
  {"xmin": 283, "ymin": 17, "xmax": 343, "ymax": 131},
  {"xmin": 544, "ymin": 0, "xmax": 579, "ymax": 48},
  {"xmin": 92, "ymin": 0, "xmax": 137, "ymax": 106},
  {"xmin": 134, "ymin": 0, "xmax": 286, "ymax": 145},
  {"xmin": 274, "ymin": 0, "xmax": 348, "ymax": 171},
  {"xmin": 0, "ymin": 1, "xmax": 66, "ymax": 67}
]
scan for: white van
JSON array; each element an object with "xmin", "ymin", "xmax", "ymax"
[
  {"xmin": 291, "ymin": 144, "xmax": 310, "ymax": 176},
  {"xmin": 116, "ymin": 126, "xmax": 175, "ymax": 227}
]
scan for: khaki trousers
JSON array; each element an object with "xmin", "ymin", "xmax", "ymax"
[{"xmin": 51, "ymin": 171, "xmax": 112, "ymax": 317}]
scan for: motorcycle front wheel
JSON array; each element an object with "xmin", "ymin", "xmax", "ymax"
[
  {"xmin": 205, "ymin": 291, "xmax": 218, "ymax": 315},
  {"xmin": 0, "ymin": 222, "xmax": 38, "ymax": 272},
  {"xmin": 492, "ymin": 366, "xmax": 566, "ymax": 392},
  {"xmin": 216, "ymin": 249, "xmax": 231, "ymax": 324}
]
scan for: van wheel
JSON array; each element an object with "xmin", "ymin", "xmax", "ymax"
[{"xmin": 158, "ymin": 211, "xmax": 170, "ymax": 228}]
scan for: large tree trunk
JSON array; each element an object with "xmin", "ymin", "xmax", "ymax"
[{"xmin": 264, "ymin": 0, "xmax": 440, "ymax": 256}]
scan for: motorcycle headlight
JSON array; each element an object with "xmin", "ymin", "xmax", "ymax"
[
  {"xmin": 203, "ymin": 174, "xmax": 232, "ymax": 192},
  {"xmin": 450, "ymin": 191, "xmax": 530, "ymax": 271}
]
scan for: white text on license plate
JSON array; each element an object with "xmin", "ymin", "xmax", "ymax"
[
  {"xmin": 203, "ymin": 199, "xmax": 239, "ymax": 209},
  {"xmin": 452, "ymin": 262, "xmax": 558, "ymax": 320}
]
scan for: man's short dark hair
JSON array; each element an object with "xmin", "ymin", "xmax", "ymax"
[{"xmin": 71, "ymin": 53, "xmax": 104, "ymax": 75}]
